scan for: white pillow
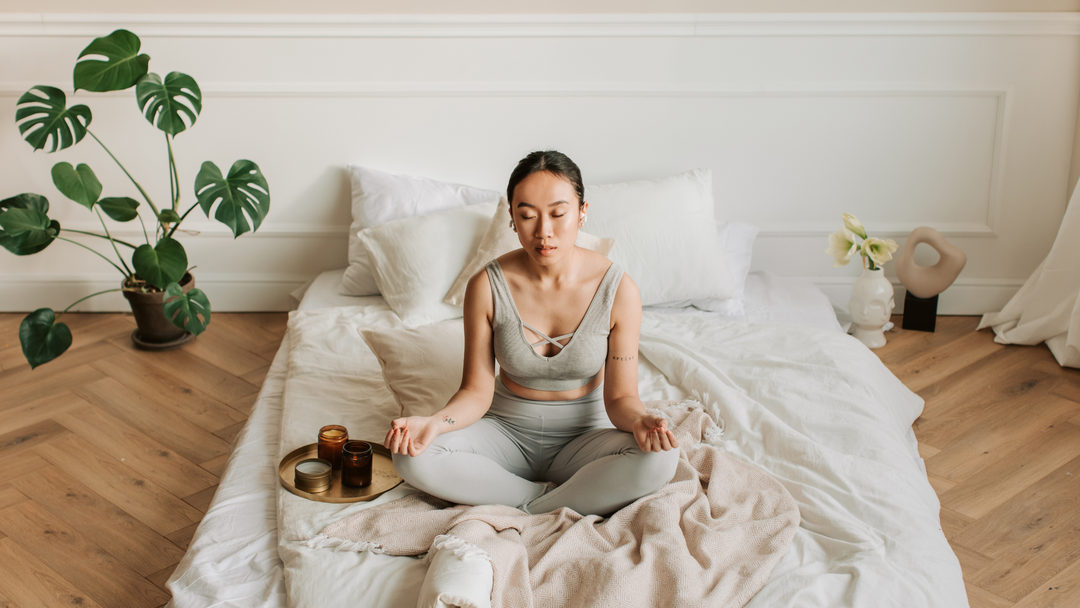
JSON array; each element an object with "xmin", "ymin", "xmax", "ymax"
[
  {"xmin": 648, "ymin": 220, "xmax": 760, "ymax": 314},
  {"xmin": 359, "ymin": 200, "xmax": 499, "ymax": 327},
  {"xmin": 442, "ymin": 197, "xmax": 616, "ymax": 307},
  {"xmin": 358, "ymin": 321, "xmax": 465, "ymax": 418},
  {"xmin": 718, "ymin": 220, "xmax": 759, "ymax": 297},
  {"xmin": 584, "ymin": 168, "xmax": 736, "ymax": 306},
  {"xmin": 342, "ymin": 165, "xmax": 499, "ymax": 296}
]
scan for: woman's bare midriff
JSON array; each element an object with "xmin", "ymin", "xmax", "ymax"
[{"xmin": 499, "ymin": 367, "xmax": 605, "ymax": 402}]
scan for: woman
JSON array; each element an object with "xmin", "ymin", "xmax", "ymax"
[{"xmin": 385, "ymin": 151, "xmax": 679, "ymax": 516}]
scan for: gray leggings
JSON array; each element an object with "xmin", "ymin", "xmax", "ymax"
[{"xmin": 392, "ymin": 378, "xmax": 680, "ymax": 516}]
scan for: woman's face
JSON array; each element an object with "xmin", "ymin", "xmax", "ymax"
[{"xmin": 510, "ymin": 171, "xmax": 586, "ymax": 266}]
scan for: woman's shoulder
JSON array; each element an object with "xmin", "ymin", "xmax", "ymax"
[
  {"xmin": 466, "ymin": 263, "xmax": 494, "ymax": 299},
  {"xmin": 493, "ymin": 248, "xmax": 526, "ymax": 269}
]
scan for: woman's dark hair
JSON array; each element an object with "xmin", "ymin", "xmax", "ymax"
[{"xmin": 506, "ymin": 150, "xmax": 585, "ymax": 208}]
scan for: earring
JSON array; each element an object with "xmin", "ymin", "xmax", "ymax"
[
  {"xmin": 509, "ymin": 218, "xmax": 517, "ymax": 232},
  {"xmin": 579, "ymin": 213, "xmax": 587, "ymax": 228}
]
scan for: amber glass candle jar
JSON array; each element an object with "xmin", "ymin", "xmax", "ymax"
[
  {"xmin": 341, "ymin": 440, "xmax": 373, "ymax": 487},
  {"xmin": 317, "ymin": 425, "xmax": 348, "ymax": 470}
]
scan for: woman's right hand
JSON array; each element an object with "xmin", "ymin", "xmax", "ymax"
[{"xmin": 384, "ymin": 416, "xmax": 441, "ymax": 457}]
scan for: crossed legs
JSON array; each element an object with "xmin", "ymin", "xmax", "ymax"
[{"xmin": 392, "ymin": 417, "xmax": 679, "ymax": 516}]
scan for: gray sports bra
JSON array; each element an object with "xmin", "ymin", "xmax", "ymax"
[{"xmin": 486, "ymin": 259, "xmax": 623, "ymax": 392}]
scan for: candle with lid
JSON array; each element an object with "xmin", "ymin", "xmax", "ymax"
[
  {"xmin": 317, "ymin": 425, "xmax": 348, "ymax": 470},
  {"xmin": 342, "ymin": 440, "xmax": 373, "ymax": 488},
  {"xmin": 294, "ymin": 458, "xmax": 332, "ymax": 493}
]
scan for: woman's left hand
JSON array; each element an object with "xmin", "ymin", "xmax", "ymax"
[{"xmin": 631, "ymin": 414, "xmax": 679, "ymax": 452}]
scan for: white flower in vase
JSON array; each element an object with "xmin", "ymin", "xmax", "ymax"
[
  {"xmin": 862, "ymin": 237, "xmax": 899, "ymax": 270},
  {"xmin": 826, "ymin": 228, "xmax": 859, "ymax": 268},
  {"xmin": 826, "ymin": 213, "xmax": 896, "ymax": 349},
  {"xmin": 842, "ymin": 213, "xmax": 867, "ymax": 239}
]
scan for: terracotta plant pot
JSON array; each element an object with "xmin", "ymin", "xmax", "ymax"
[{"xmin": 122, "ymin": 273, "xmax": 196, "ymax": 351}]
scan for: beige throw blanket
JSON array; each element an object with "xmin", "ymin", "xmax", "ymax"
[{"xmin": 306, "ymin": 402, "xmax": 800, "ymax": 608}]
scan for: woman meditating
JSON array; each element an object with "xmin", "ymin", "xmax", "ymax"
[{"xmin": 385, "ymin": 150, "xmax": 680, "ymax": 516}]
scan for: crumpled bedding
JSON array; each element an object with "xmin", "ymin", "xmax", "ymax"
[
  {"xmin": 271, "ymin": 303, "xmax": 966, "ymax": 608},
  {"xmin": 305, "ymin": 402, "xmax": 800, "ymax": 608}
]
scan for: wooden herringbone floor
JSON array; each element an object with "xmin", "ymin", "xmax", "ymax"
[
  {"xmin": 877, "ymin": 316, "xmax": 1080, "ymax": 608},
  {"xmin": 0, "ymin": 313, "xmax": 1077, "ymax": 607},
  {"xmin": 0, "ymin": 312, "xmax": 287, "ymax": 608}
]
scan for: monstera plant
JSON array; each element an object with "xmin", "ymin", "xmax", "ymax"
[{"xmin": 2, "ymin": 29, "xmax": 270, "ymax": 368}]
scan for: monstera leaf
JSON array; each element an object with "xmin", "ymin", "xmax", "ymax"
[
  {"xmin": 15, "ymin": 86, "xmax": 92, "ymax": 153},
  {"xmin": 19, "ymin": 308, "xmax": 72, "ymax": 369},
  {"xmin": 0, "ymin": 193, "xmax": 50, "ymax": 214},
  {"xmin": 0, "ymin": 194, "xmax": 57, "ymax": 255},
  {"xmin": 74, "ymin": 29, "xmax": 150, "ymax": 93},
  {"xmin": 0, "ymin": 207, "xmax": 60, "ymax": 256},
  {"xmin": 132, "ymin": 237, "xmax": 187, "ymax": 289},
  {"xmin": 163, "ymin": 282, "xmax": 211, "ymax": 335},
  {"xmin": 136, "ymin": 72, "xmax": 202, "ymax": 136},
  {"xmin": 157, "ymin": 209, "xmax": 181, "ymax": 223},
  {"xmin": 98, "ymin": 197, "xmax": 140, "ymax": 222},
  {"xmin": 194, "ymin": 160, "xmax": 270, "ymax": 238},
  {"xmin": 51, "ymin": 162, "xmax": 102, "ymax": 210}
]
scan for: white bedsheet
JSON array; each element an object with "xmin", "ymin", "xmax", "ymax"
[{"xmin": 169, "ymin": 273, "xmax": 959, "ymax": 608}]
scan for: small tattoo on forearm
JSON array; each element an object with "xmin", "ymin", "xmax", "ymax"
[
  {"xmin": 443, "ymin": 416, "xmax": 456, "ymax": 426},
  {"xmin": 611, "ymin": 355, "xmax": 636, "ymax": 361}
]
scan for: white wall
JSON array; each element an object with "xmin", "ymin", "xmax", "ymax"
[{"xmin": 1, "ymin": 13, "xmax": 1079, "ymax": 314}]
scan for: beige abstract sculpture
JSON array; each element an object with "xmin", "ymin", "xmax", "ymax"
[{"xmin": 895, "ymin": 227, "xmax": 967, "ymax": 298}]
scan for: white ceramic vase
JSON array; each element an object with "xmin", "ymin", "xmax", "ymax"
[{"xmin": 849, "ymin": 267, "xmax": 895, "ymax": 349}]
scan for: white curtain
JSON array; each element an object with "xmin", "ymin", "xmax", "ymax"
[{"xmin": 979, "ymin": 178, "xmax": 1080, "ymax": 368}]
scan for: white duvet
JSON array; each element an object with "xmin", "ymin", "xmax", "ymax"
[{"xmin": 258, "ymin": 302, "xmax": 966, "ymax": 608}]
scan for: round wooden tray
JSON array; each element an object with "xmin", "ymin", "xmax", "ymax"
[{"xmin": 278, "ymin": 442, "xmax": 402, "ymax": 503}]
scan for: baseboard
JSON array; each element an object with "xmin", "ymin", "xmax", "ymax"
[
  {"xmin": 813, "ymin": 276, "xmax": 1023, "ymax": 316},
  {"xmin": 0, "ymin": 273, "xmax": 313, "ymax": 313},
  {"xmin": 1, "ymin": 273, "xmax": 1022, "ymax": 316}
]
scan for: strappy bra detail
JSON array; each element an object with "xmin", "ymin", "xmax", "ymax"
[
  {"xmin": 486, "ymin": 259, "xmax": 623, "ymax": 392},
  {"xmin": 522, "ymin": 321, "xmax": 573, "ymax": 350}
]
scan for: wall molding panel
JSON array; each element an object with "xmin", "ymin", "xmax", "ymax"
[
  {"xmin": 2, "ymin": 12, "xmax": 1080, "ymax": 38},
  {"xmin": 1, "ymin": 12, "xmax": 1076, "ymax": 314}
]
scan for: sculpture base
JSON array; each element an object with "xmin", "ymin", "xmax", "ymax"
[
  {"xmin": 902, "ymin": 292, "xmax": 939, "ymax": 332},
  {"xmin": 852, "ymin": 325, "xmax": 888, "ymax": 349}
]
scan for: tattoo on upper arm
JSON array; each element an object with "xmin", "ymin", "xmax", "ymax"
[
  {"xmin": 611, "ymin": 355, "xmax": 636, "ymax": 362},
  {"xmin": 443, "ymin": 416, "xmax": 456, "ymax": 426}
]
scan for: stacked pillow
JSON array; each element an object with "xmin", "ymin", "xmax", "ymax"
[
  {"xmin": 341, "ymin": 165, "xmax": 500, "ymax": 296},
  {"xmin": 344, "ymin": 165, "xmax": 757, "ymax": 327},
  {"xmin": 359, "ymin": 201, "xmax": 499, "ymax": 327}
]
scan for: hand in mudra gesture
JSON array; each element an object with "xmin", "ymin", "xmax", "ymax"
[
  {"xmin": 632, "ymin": 414, "xmax": 679, "ymax": 452},
  {"xmin": 384, "ymin": 416, "xmax": 441, "ymax": 457}
]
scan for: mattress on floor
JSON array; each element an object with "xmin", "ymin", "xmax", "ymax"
[{"xmin": 168, "ymin": 271, "xmax": 960, "ymax": 608}]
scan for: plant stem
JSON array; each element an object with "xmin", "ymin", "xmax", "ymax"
[
  {"xmin": 87, "ymin": 130, "xmax": 162, "ymax": 219},
  {"xmin": 167, "ymin": 133, "xmax": 180, "ymax": 211},
  {"xmin": 166, "ymin": 202, "xmax": 202, "ymax": 239},
  {"xmin": 63, "ymin": 229, "xmax": 137, "ymax": 249},
  {"xmin": 57, "ymin": 288, "xmax": 123, "ymax": 320},
  {"xmin": 137, "ymin": 214, "xmax": 151, "ymax": 245},
  {"xmin": 94, "ymin": 207, "xmax": 134, "ymax": 276},
  {"xmin": 58, "ymin": 237, "xmax": 130, "ymax": 277},
  {"xmin": 166, "ymin": 133, "xmax": 175, "ymax": 212}
]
